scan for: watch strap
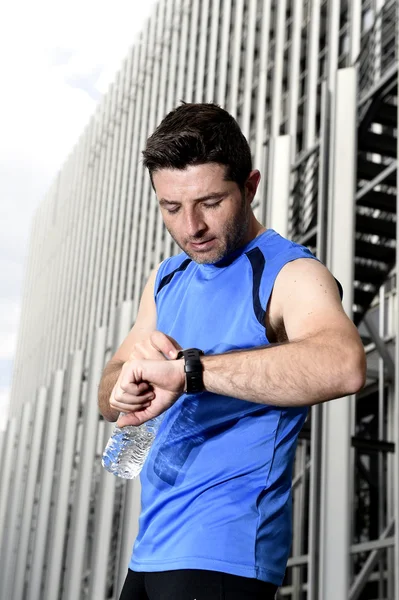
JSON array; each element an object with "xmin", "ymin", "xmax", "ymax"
[{"xmin": 176, "ymin": 348, "xmax": 204, "ymax": 394}]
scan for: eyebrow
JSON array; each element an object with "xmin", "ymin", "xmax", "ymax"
[{"xmin": 159, "ymin": 192, "xmax": 226, "ymax": 205}]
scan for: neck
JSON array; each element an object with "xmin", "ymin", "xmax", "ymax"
[{"xmin": 245, "ymin": 216, "xmax": 267, "ymax": 244}]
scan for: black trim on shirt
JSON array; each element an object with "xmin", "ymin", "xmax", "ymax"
[
  {"xmin": 334, "ymin": 278, "xmax": 344, "ymax": 300},
  {"xmin": 245, "ymin": 248, "xmax": 344, "ymax": 327},
  {"xmin": 245, "ymin": 248, "xmax": 266, "ymax": 327},
  {"xmin": 156, "ymin": 258, "xmax": 192, "ymax": 295}
]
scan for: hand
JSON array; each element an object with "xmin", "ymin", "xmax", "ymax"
[
  {"xmin": 110, "ymin": 331, "xmax": 183, "ymax": 426},
  {"xmin": 116, "ymin": 358, "xmax": 185, "ymax": 427},
  {"xmin": 128, "ymin": 331, "xmax": 182, "ymax": 362},
  {"xmin": 109, "ymin": 361, "xmax": 154, "ymax": 416}
]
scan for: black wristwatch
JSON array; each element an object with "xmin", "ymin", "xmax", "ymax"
[{"xmin": 176, "ymin": 348, "xmax": 204, "ymax": 394}]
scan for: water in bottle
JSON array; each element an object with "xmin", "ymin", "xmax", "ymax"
[{"xmin": 102, "ymin": 415, "xmax": 164, "ymax": 479}]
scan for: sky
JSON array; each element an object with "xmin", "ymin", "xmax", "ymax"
[{"xmin": 0, "ymin": 0, "xmax": 158, "ymax": 430}]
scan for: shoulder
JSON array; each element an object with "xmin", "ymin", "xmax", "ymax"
[
  {"xmin": 275, "ymin": 257, "xmax": 339, "ymax": 296},
  {"xmin": 248, "ymin": 230, "xmax": 319, "ymax": 297},
  {"xmin": 254, "ymin": 229, "xmax": 317, "ymax": 264},
  {"xmin": 258, "ymin": 231, "xmax": 342, "ymax": 340},
  {"xmin": 269, "ymin": 257, "xmax": 345, "ymax": 340}
]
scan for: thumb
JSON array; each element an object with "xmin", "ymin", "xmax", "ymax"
[
  {"xmin": 150, "ymin": 331, "xmax": 182, "ymax": 359},
  {"xmin": 117, "ymin": 412, "xmax": 142, "ymax": 428}
]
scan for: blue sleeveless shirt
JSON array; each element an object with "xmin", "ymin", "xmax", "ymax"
[{"xmin": 129, "ymin": 229, "xmax": 318, "ymax": 586}]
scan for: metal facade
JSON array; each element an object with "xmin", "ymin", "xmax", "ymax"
[{"xmin": 1, "ymin": 1, "xmax": 398, "ymax": 598}]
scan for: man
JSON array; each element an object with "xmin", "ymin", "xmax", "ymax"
[{"xmin": 98, "ymin": 103, "xmax": 366, "ymax": 600}]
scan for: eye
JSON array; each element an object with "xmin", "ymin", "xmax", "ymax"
[
  {"xmin": 164, "ymin": 205, "xmax": 180, "ymax": 214},
  {"xmin": 203, "ymin": 200, "xmax": 222, "ymax": 209}
]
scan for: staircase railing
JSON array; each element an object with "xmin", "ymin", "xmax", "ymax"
[
  {"xmin": 358, "ymin": 0, "xmax": 397, "ymax": 99},
  {"xmin": 289, "ymin": 144, "xmax": 320, "ymax": 246}
]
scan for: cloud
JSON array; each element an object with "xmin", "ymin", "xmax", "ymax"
[{"xmin": 0, "ymin": 0, "xmax": 158, "ymax": 429}]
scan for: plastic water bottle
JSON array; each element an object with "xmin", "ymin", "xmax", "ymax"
[{"xmin": 102, "ymin": 415, "xmax": 164, "ymax": 479}]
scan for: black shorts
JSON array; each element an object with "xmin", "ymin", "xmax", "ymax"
[{"xmin": 119, "ymin": 568, "xmax": 278, "ymax": 599}]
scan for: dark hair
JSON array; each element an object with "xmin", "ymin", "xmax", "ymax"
[{"xmin": 142, "ymin": 103, "xmax": 252, "ymax": 189}]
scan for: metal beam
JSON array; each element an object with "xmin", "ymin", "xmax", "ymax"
[
  {"xmin": 356, "ymin": 161, "xmax": 397, "ymax": 201},
  {"xmin": 287, "ymin": 554, "xmax": 309, "ymax": 568},
  {"xmin": 349, "ymin": 0, "xmax": 362, "ymax": 65},
  {"xmin": 228, "ymin": 0, "xmax": 244, "ymax": 118},
  {"xmin": 363, "ymin": 313, "xmax": 395, "ymax": 379},
  {"xmin": 88, "ymin": 419, "xmax": 118, "ymax": 599},
  {"xmin": 216, "ymin": 0, "xmax": 231, "ymax": 106},
  {"xmin": 185, "ymin": 0, "xmax": 199, "ymax": 104},
  {"xmin": 271, "ymin": 0, "xmax": 287, "ymax": 137},
  {"xmin": 308, "ymin": 81, "xmax": 330, "ymax": 600},
  {"xmin": 113, "ymin": 301, "xmax": 143, "ymax": 597},
  {"xmin": 350, "ymin": 536, "xmax": 395, "ymax": 554},
  {"xmin": 0, "ymin": 417, "xmax": 17, "ymax": 556},
  {"xmin": 1, "ymin": 404, "xmax": 33, "ymax": 600},
  {"xmin": 13, "ymin": 389, "xmax": 47, "ymax": 600},
  {"xmin": 292, "ymin": 442, "xmax": 306, "ymax": 599},
  {"xmin": 241, "ymin": 0, "xmax": 257, "ymax": 139},
  {"xmin": 292, "ymin": 460, "xmax": 311, "ymax": 490},
  {"xmin": 358, "ymin": 62, "xmax": 398, "ymax": 108},
  {"xmin": 43, "ymin": 351, "xmax": 84, "ymax": 600},
  {"xmin": 254, "ymin": 0, "xmax": 272, "ymax": 223},
  {"xmin": 395, "ymin": 75, "xmax": 399, "ymax": 600},
  {"xmin": 349, "ymin": 519, "xmax": 395, "ymax": 600},
  {"xmin": 307, "ymin": 80, "xmax": 332, "ymax": 600},
  {"xmin": 319, "ymin": 67, "xmax": 358, "ymax": 600},
  {"xmin": 288, "ymin": 0, "xmax": 304, "ymax": 148},
  {"xmin": 88, "ymin": 307, "xmax": 118, "ymax": 599},
  {"xmin": 266, "ymin": 135, "xmax": 292, "ymax": 237},
  {"xmin": 117, "ymin": 480, "xmax": 142, "ymax": 596},
  {"xmin": 27, "ymin": 370, "xmax": 65, "ymax": 600},
  {"xmin": 195, "ymin": 0, "xmax": 209, "ymax": 104},
  {"xmin": 63, "ymin": 326, "xmax": 107, "ymax": 600},
  {"xmin": 305, "ymin": 0, "xmax": 321, "ymax": 148}
]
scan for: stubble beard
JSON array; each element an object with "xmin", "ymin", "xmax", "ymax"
[{"xmin": 167, "ymin": 197, "xmax": 251, "ymax": 264}]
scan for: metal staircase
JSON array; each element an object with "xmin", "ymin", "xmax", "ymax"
[
  {"xmin": 355, "ymin": 0, "xmax": 397, "ymax": 325},
  {"xmin": 290, "ymin": 0, "xmax": 397, "ymax": 328}
]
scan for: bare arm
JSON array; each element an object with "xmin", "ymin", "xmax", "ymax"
[
  {"xmin": 202, "ymin": 331, "xmax": 363, "ymax": 406},
  {"xmin": 98, "ymin": 360, "xmax": 124, "ymax": 421},
  {"xmin": 98, "ymin": 267, "xmax": 159, "ymax": 421},
  {"xmin": 118, "ymin": 259, "xmax": 367, "ymax": 426},
  {"xmin": 202, "ymin": 258, "xmax": 366, "ymax": 405}
]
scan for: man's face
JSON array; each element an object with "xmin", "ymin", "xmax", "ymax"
[{"xmin": 153, "ymin": 163, "xmax": 259, "ymax": 264}]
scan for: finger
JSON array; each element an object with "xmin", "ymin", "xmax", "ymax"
[
  {"xmin": 112, "ymin": 394, "xmax": 154, "ymax": 409},
  {"xmin": 129, "ymin": 341, "xmax": 165, "ymax": 362},
  {"xmin": 113, "ymin": 384, "xmax": 154, "ymax": 404},
  {"xmin": 110, "ymin": 393, "xmax": 154, "ymax": 413},
  {"xmin": 117, "ymin": 406, "xmax": 157, "ymax": 428},
  {"xmin": 115, "ymin": 404, "xmax": 154, "ymax": 427},
  {"xmin": 117, "ymin": 412, "xmax": 144, "ymax": 428},
  {"xmin": 114, "ymin": 386, "xmax": 154, "ymax": 404},
  {"xmin": 111, "ymin": 401, "xmax": 152, "ymax": 414},
  {"xmin": 129, "ymin": 342, "xmax": 150, "ymax": 361},
  {"xmin": 150, "ymin": 331, "xmax": 182, "ymax": 359},
  {"xmin": 133, "ymin": 345, "xmax": 164, "ymax": 361},
  {"xmin": 120, "ymin": 381, "xmax": 151, "ymax": 396}
]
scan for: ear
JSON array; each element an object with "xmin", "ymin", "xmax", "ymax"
[{"xmin": 245, "ymin": 170, "xmax": 261, "ymax": 202}]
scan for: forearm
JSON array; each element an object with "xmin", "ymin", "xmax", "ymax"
[
  {"xmin": 202, "ymin": 331, "xmax": 366, "ymax": 407},
  {"xmin": 98, "ymin": 360, "xmax": 124, "ymax": 421}
]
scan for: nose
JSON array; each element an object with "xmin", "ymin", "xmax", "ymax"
[{"xmin": 185, "ymin": 207, "xmax": 207, "ymax": 238}]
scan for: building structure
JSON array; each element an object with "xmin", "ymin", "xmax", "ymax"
[{"xmin": 0, "ymin": 0, "xmax": 397, "ymax": 598}]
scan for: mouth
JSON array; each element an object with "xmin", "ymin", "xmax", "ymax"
[{"xmin": 189, "ymin": 238, "xmax": 216, "ymax": 251}]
